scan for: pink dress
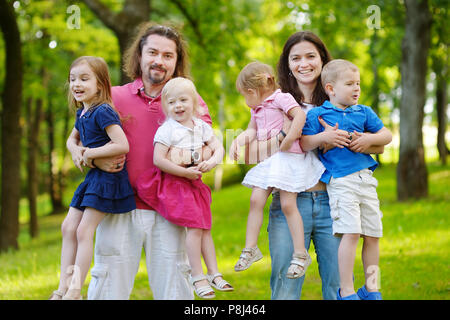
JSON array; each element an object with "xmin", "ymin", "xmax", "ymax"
[{"xmin": 136, "ymin": 118, "xmax": 214, "ymax": 230}]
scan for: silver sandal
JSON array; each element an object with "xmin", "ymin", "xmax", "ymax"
[
  {"xmin": 286, "ymin": 251, "xmax": 312, "ymax": 279},
  {"xmin": 190, "ymin": 274, "xmax": 215, "ymax": 299},
  {"xmin": 207, "ymin": 273, "xmax": 234, "ymax": 291},
  {"xmin": 234, "ymin": 247, "xmax": 263, "ymax": 271}
]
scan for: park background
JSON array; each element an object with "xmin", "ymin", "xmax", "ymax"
[{"xmin": 0, "ymin": 0, "xmax": 448, "ymax": 300}]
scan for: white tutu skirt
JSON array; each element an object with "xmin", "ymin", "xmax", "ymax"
[{"xmin": 242, "ymin": 151, "xmax": 326, "ymax": 193}]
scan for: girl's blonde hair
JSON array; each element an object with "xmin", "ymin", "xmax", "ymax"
[
  {"xmin": 236, "ymin": 61, "xmax": 278, "ymax": 95},
  {"xmin": 68, "ymin": 56, "xmax": 117, "ymax": 114},
  {"xmin": 161, "ymin": 77, "xmax": 203, "ymax": 117}
]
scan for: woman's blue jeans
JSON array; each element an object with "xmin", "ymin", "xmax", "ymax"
[{"xmin": 268, "ymin": 190, "xmax": 340, "ymax": 300}]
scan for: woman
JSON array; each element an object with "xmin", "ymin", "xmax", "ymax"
[
  {"xmin": 249, "ymin": 31, "xmax": 384, "ymax": 300},
  {"xmin": 268, "ymin": 31, "xmax": 339, "ymax": 300}
]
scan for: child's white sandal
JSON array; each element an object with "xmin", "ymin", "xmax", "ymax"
[
  {"xmin": 207, "ymin": 273, "xmax": 234, "ymax": 291},
  {"xmin": 234, "ymin": 247, "xmax": 263, "ymax": 271},
  {"xmin": 190, "ymin": 274, "xmax": 215, "ymax": 299},
  {"xmin": 286, "ymin": 251, "xmax": 312, "ymax": 279}
]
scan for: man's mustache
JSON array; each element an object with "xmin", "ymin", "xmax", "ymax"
[{"xmin": 150, "ymin": 64, "xmax": 167, "ymax": 72}]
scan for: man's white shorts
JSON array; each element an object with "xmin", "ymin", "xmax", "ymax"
[{"xmin": 327, "ymin": 169, "xmax": 383, "ymax": 238}]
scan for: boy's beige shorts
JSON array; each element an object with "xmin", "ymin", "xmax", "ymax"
[{"xmin": 327, "ymin": 169, "xmax": 383, "ymax": 238}]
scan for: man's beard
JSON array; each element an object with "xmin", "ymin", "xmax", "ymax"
[{"xmin": 147, "ymin": 65, "xmax": 167, "ymax": 84}]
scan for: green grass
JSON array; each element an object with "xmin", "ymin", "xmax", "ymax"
[{"xmin": 0, "ymin": 162, "xmax": 449, "ymax": 300}]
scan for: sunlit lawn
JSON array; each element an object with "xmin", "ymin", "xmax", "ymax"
[{"xmin": 0, "ymin": 162, "xmax": 449, "ymax": 300}]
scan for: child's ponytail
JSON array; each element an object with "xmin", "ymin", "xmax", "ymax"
[{"xmin": 236, "ymin": 61, "xmax": 278, "ymax": 95}]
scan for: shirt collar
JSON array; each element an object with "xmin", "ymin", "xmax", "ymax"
[
  {"xmin": 131, "ymin": 78, "xmax": 144, "ymax": 94},
  {"xmin": 79, "ymin": 103, "xmax": 104, "ymax": 118},
  {"xmin": 167, "ymin": 117, "xmax": 202, "ymax": 131},
  {"xmin": 254, "ymin": 89, "xmax": 281, "ymax": 111},
  {"xmin": 322, "ymin": 100, "xmax": 362, "ymax": 112},
  {"xmin": 131, "ymin": 78, "xmax": 162, "ymax": 100}
]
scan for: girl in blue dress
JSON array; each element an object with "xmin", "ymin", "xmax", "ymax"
[{"xmin": 49, "ymin": 56, "xmax": 135, "ymax": 300}]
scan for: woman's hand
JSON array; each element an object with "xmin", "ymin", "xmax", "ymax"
[
  {"xmin": 318, "ymin": 116, "xmax": 351, "ymax": 153},
  {"xmin": 279, "ymin": 136, "xmax": 295, "ymax": 152},
  {"xmin": 348, "ymin": 131, "xmax": 372, "ymax": 153}
]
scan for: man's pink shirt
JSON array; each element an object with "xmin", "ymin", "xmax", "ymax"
[
  {"xmin": 250, "ymin": 89, "xmax": 304, "ymax": 154},
  {"xmin": 112, "ymin": 78, "xmax": 212, "ymax": 210}
]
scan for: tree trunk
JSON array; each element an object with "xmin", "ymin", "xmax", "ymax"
[
  {"xmin": 82, "ymin": 0, "xmax": 150, "ymax": 84},
  {"xmin": 397, "ymin": 0, "xmax": 431, "ymax": 201},
  {"xmin": 435, "ymin": 71, "xmax": 448, "ymax": 165},
  {"xmin": 47, "ymin": 93, "xmax": 66, "ymax": 214},
  {"xmin": 26, "ymin": 96, "xmax": 42, "ymax": 238},
  {"xmin": 0, "ymin": 0, "xmax": 23, "ymax": 252}
]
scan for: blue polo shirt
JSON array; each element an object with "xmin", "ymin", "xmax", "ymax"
[{"xmin": 302, "ymin": 100, "xmax": 384, "ymax": 183}]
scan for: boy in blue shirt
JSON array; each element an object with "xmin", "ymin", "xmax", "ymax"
[{"xmin": 301, "ymin": 59, "xmax": 392, "ymax": 300}]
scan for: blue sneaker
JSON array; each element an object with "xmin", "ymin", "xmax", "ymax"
[
  {"xmin": 337, "ymin": 288, "xmax": 360, "ymax": 300},
  {"xmin": 357, "ymin": 285, "xmax": 382, "ymax": 300}
]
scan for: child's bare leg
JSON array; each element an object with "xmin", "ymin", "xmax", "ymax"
[
  {"xmin": 279, "ymin": 191, "xmax": 306, "ymax": 253},
  {"xmin": 338, "ymin": 233, "xmax": 360, "ymax": 297},
  {"xmin": 361, "ymin": 235, "xmax": 380, "ymax": 292},
  {"xmin": 186, "ymin": 228, "xmax": 204, "ymax": 277},
  {"xmin": 201, "ymin": 229, "xmax": 232, "ymax": 289},
  {"xmin": 185, "ymin": 228, "xmax": 213, "ymax": 293},
  {"xmin": 201, "ymin": 229, "xmax": 219, "ymax": 275},
  {"xmin": 51, "ymin": 207, "xmax": 83, "ymax": 299},
  {"xmin": 245, "ymin": 187, "xmax": 272, "ymax": 248},
  {"xmin": 64, "ymin": 207, "xmax": 106, "ymax": 299}
]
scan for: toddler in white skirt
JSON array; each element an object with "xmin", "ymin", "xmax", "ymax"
[{"xmin": 229, "ymin": 62, "xmax": 325, "ymax": 278}]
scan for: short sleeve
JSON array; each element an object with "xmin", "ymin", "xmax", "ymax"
[
  {"xmin": 153, "ymin": 121, "xmax": 172, "ymax": 147},
  {"xmin": 74, "ymin": 109, "xmax": 82, "ymax": 131},
  {"xmin": 200, "ymin": 119, "xmax": 214, "ymax": 143},
  {"xmin": 95, "ymin": 104, "xmax": 121, "ymax": 130},
  {"xmin": 198, "ymin": 94, "xmax": 212, "ymax": 125},
  {"xmin": 302, "ymin": 108, "xmax": 322, "ymax": 135},
  {"xmin": 274, "ymin": 92, "xmax": 300, "ymax": 114},
  {"xmin": 364, "ymin": 106, "xmax": 384, "ymax": 133}
]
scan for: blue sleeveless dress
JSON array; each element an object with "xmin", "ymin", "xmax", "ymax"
[{"xmin": 69, "ymin": 104, "xmax": 136, "ymax": 214}]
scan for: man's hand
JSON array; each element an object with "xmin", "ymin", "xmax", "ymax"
[{"xmin": 92, "ymin": 154, "xmax": 126, "ymax": 172}]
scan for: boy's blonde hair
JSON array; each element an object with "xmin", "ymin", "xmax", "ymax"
[
  {"xmin": 321, "ymin": 59, "xmax": 359, "ymax": 88},
  {"xmin": 68, "ymin": 56, "xmax": 118, "ymax": 114},
  {"xmin": 161, "ymin": 77, "xmax": 203, "ymax": 117},
  {"xmin": 236, "ymin": 61, "xmax": 278, "ymax": 94}
]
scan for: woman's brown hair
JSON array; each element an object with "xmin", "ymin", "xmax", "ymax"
[{"xmin": 277, "ymin": 31, "xmax": 332, "ymax": 106}]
